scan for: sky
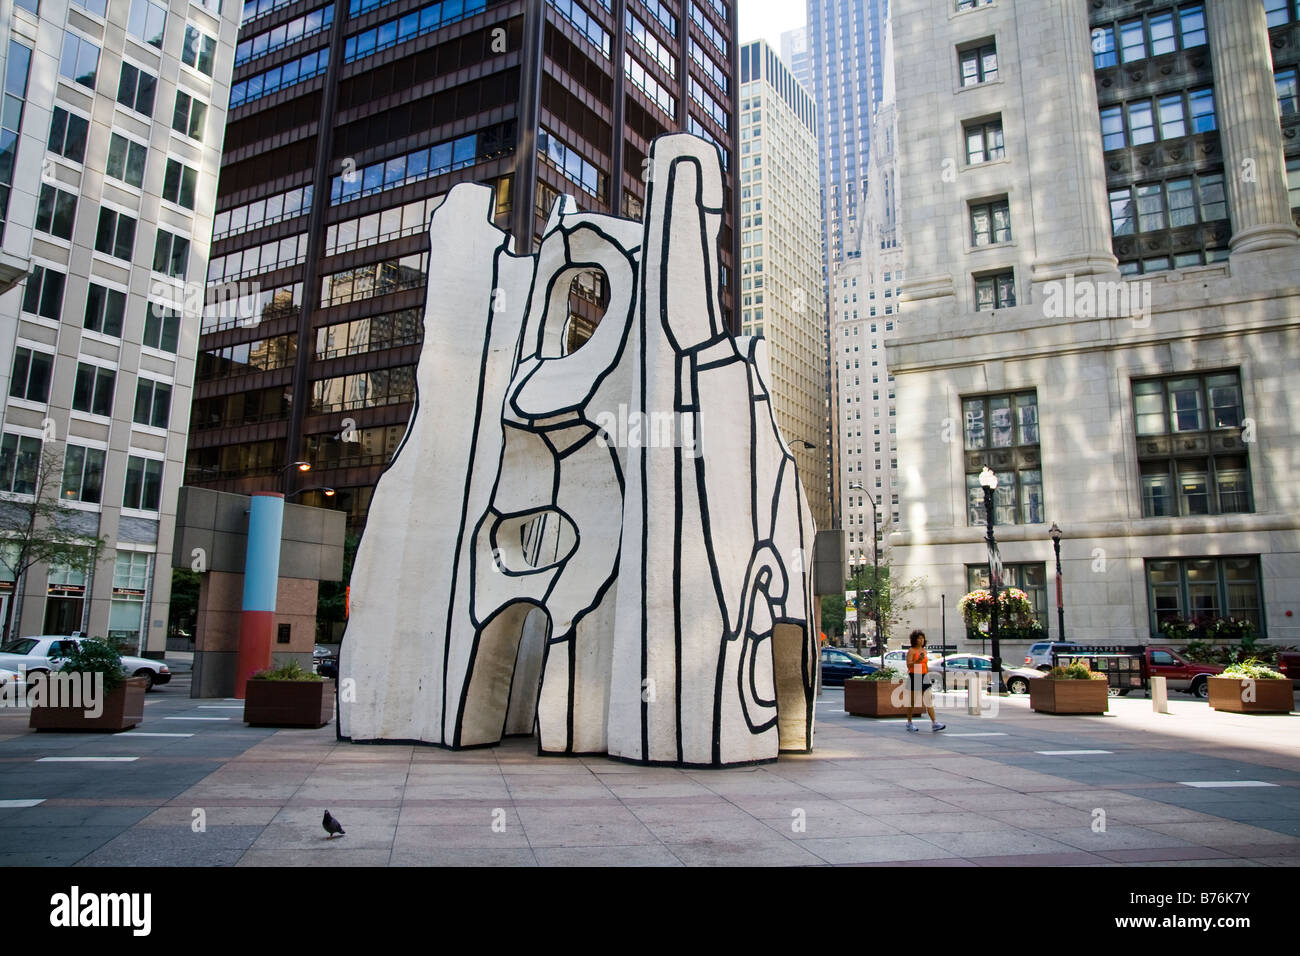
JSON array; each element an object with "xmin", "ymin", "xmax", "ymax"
[{"xmin": 737, "ymin": 0, "xmax": 807, "ymax": 53}]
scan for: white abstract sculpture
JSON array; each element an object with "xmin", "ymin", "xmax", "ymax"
[{"xmin": 339, "ymin": 134, "xmax": 817, "ymax": 766}]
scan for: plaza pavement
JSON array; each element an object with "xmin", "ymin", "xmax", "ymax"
[{"xmin": 1, "ymin": 671, "xmax": 1297, "ymax": 867}]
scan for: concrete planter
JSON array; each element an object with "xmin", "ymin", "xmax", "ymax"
[
  {"xmin": 1029, "ymin": 678, "xmax": 1108, "ymax": 715},
  {"xmin": 244, "ymin": 679, "xmax": 335, "ymax": 728},
  {"xmin": 1207, "ymin": 676, "xmax": 1295, "ymax": 714},
  {"xmin": 844, "ymin": 678, "xmax": 914, "ymax": 717},
  {"xmin": 29, "ymin": 676, "xmax": 148, "ymax": 732}
]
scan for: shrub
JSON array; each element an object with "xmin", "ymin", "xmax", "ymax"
[
  {"xmin": 854, "ymin": 667, "xmax": 902, "ymax": 682},
  {"xmin": 1048, "ymin": 661, "xmax": 1106, "ymax": 681},
  {"xmin": 1222, "ymin": 658, "xmax": 1285, "ymax": 681},
  {"xmin": 58, "ymin": 639, "xmax": 126, "ymax": 691},
  {"xmin": 250, "ymin": 660, "xmax": 323, "ymax": 681}
]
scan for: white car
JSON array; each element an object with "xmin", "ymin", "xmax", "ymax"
[
  {"xmin": 939, "ymin": 654, "xmax": 1046, "ymax": 694},
  {"xmin": 864, "ymin": 649, "xmax": 944, "ymax": 671},
  {"xmin": 0, "ymin": 636, "xmax": 172, "ymax": 691}
]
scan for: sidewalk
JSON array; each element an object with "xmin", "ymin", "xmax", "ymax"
[{"xmin": 1, "ymin": 680, "xmax": 1297, "ymax": 866}]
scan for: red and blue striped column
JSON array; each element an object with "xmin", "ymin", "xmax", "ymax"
[{"xmin": 234, "ymin": 491, "xmax": 284, "ymax": 698}]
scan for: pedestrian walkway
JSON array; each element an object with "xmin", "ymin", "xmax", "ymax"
[{"xmin": 1, "ymin": 680, "xmax": 1296, "ymax": 866}]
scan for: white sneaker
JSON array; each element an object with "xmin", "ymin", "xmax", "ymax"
[
  {"xmin": 932, "ymin": 723, "xmax": 946, "ymax": 732},
  {"xmin": 906, "ymin": 723, "xmax": 919, "ymax": 732}
]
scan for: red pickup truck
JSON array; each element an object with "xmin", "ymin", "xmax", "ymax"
[
  {"xmin": 1144, "ymin": 647, "xmax": 1224, "ymax": 699},
  {"xmin": 1278, "ymin": 652, "xmax": 1300, "ymax": 680}
]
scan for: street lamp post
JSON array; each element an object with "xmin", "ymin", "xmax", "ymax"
[
  {"xmin": 1049, "ymin": 522, "xmax": 1064, "ymax": 642},
  {"xmin": 848, "ymin": 480, "xmax": 880, "ymax": 657},
  {"xmin": 287, "ymin": 486, "xmax": 336, "ymax": 502},
  {"xmin": 279, "ymin": 460, "xmax": 312, "ymax": 494},
  {"xmin": 979, "ymin": 467, "xmax": 1003, "ymax": 694}
]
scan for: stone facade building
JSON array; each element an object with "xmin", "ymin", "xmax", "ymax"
[{"xmin": 888, "ymin": 0, "xmax": 1300, "ymax": 652}]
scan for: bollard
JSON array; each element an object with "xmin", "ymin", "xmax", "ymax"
[
  {"xmin": 967, "ymin": 673, "xmax": 982, "ymax": 715},
  {"xmin": 1151, "ymin": 675, "xmax": 1169, "ymax": 714}
]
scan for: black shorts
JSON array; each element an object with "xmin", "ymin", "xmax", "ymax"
[{"xmin": 906, "ymin": 672, "xmax": 932, "ymax": 702}]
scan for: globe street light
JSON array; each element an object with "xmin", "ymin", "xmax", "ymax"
[
  {"xmin": 1049, "ymin": 522, "xmax": 1065, "ymax": 641},
  {"xmin": 979, "ymin": 467, "xmax": 1003, "ymax": 693}
]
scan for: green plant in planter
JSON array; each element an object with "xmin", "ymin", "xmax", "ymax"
[
  {"xmin": 57, "ymin": 639, "xmax": 126, "ymax": 691},
  {"xmin": 1158, "ymin": 617, "xmax": 1195, "ymax": 642},
  {"xmin": 1222, "ymin": 658, "xmax": 1285, "ymax": 681},
  {"xmin": 250, "ymin": 660, "xmax": 324, "ymax": 681},
  {"xmin": 853, "ymin": 667, "xmax": 902, "ymax": 682},
  {"xmin": 1048, "ymin": 661, "xmax": 1106, "ymax": 681}
]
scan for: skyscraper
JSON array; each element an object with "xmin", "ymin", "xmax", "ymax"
[
  {"xmin": 889, "ymin": 0, "xmax": 1300, "ymax": 650},
  {"xmin": 738, "ymin": 39, "xmax": 828, "ymax": 530},
  {"xmin": 806, "ymin": 0, "xmax": 887, "ymax": 272},
  {"xmin": 832, "ymin": 5, "xmax": 900, "ymax": 576},
  {"xmin": 0, "ymin": 0, "xmax": 239, "ymax": 651},
  {"xmin": 778, "ymin": 24, "xmax": 810, "ymax": 91},
  {"xmin": 186, "ymin": 1, "xmax": 741, "ymax": 535}
]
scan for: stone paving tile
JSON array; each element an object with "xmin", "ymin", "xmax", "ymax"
[
  {"xmin": 799, "ymin": 833, "xmax": 957, "ymax": 865},
  {"xmin": 394, "ymin": 824, "xmax": 531, "ymax": 849},
  {"xmin": 236, "ymin": 848, "xmax": 392, "ymax": 866},
  {"xmin": 1142, "ymin": 820, "xmax": 1300, "ymax": 847},
  {"xmin": 397, "ymin": 804, "xmax": 522, "ymax": 827},
  {"xmin": 251, "ymin": 822, "xmax": 396, "ymax": 851},
  {"xmin": 518, "ymin": 819, "xmax": 660, "ymax": 848},
  {"xmin": 760, "ymin": 812, "xmax": 901, "ymax": 841},
  {"xmin": 715, "ymin": 795, "xmax": 846, "ymax": 817},
  {"xmin": 139, "ymin": 805, "xmax": 280, "ymax": 826},
  {"xmin": 0, "ymin": 805, "xmax": 156, "ymax": 827},
  {"xmin": 838, "ymin": 794, "xmax": 956, "ymax": 815},
  {"xmin": 930, "ymin": 790, "xmax": 1066, "ymax": 812},
  {"xmin": 913, "ymin": 827, "xmax": 1082, "ymax": 858},
  {"xmin": 638, "ymin": 814, "xmax": 779, "ymax": 844},
  {"xmin": 873, "ymin": 810, "xmax": 1012, "ymax": 834},
  {"xmin": 1039, "ymin": 825, "xmax": 1198, "ymax": 852},
  {"xmin": 533, "ymin": 844, "xmax": 683, "ymax": 866},
  {"xmin": 623, "ymin": 800, "xmax": 752, "ymax": 824},
  {"xmin": 663, "ymin": 838, "xmax": 826, "ymax": 867},
  {"xmin": 390, "ymin": 846, "xmax": 538, "ymax": 866},
  {"xmin": 983, "ymin": 806, "xmax": 1096, "ymax": 829},
  {"xmin": 77, "ymin": 825, "xmax": 264, "ymax": 865}
]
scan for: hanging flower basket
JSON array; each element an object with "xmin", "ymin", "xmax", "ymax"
[{"xmin": 959, "ymin": 587, "xmax": 1033, "ymax": 633}]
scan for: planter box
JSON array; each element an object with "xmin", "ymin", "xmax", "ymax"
[
  {"xmin": 844, "ymin": 678, "xmax": 916, "ymax": 718},
  {"xmin": 29, "ymin": 676, "xmax": 147, "ymax": 732},
  {"xmin": 244, "ymin": 679, "xmax": 335, "ymax": 728},
  {"xmin": 1207, "ymin": 676, "xmax": 1295, "ymax": 714},
  {"xmin": 1028, "ymin": 678, "xmax": 1109, "ymax": 715}
]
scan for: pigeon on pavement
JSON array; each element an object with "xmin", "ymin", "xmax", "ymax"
[{"xmin": 323, "ymin": 810, "xmax": 345, "ymax": 838}]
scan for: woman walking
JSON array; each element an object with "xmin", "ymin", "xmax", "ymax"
[{"xmin": 905, "ymin": 629, "xmax": 945, "ymax": 732}]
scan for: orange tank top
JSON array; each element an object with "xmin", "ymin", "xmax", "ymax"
[{"xmin": 907, "ymin": 648, "xmax": 928, "ymax": 674}]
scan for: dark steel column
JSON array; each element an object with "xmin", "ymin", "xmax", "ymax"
[{"xmin": 511, "ymin": 0, "xmax": 546, "ymax": 252}]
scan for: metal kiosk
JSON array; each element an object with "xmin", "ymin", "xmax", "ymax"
[{"xmin": 1051, "ymin": 645, "xmax": 1148, "ymax": 697}]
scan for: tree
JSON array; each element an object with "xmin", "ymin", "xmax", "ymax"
[
  {"xmin": 820, "ymin": 593, "xmax": 845, "ymax": 639},
  {"xmin": 846, "ymin": 558, "xmax": 924, "ymax": 652},
  {"xmin": 0, "ymin": 442, "xmax": 106, "ymax": 642},
  {"xmin": 316, "ymin": 532, "xmax": 359, "ymax": 642},
  {"xmin": 167, "ymin": 568, "xmax": 200, "ymax": 643}
]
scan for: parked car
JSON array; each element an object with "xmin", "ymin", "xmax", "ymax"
[
  {"xmin": 820, "ymin": 648, "xmax": 878, "ymax": 686},
  {"xmin": 0, "ymin": 667, "xmax": 20, "ymax": 689},
  {"xmin": 1145, "ymin": 647, "xmax": 1223, "ymax": 699},
  {"xmin": 1276, "ymin": 652, "xmax": 1300, "ymax": 681},
  {"xmin": 316, "ymin": 655, "xmax": 339, "ymax": 680},
  {"xmin": 1026, "ymin": 645, "xmax": 1223, "ymax": 698},
  {"xmin": 313, "ymin": 644, "xmax": 336, "ymax": 659},
  {"xmin": 0, "ymin": 636, "xmax": 171, "ymax": 690},
  {"xmin": 864, "ymin": 649, "xmax": 944, "ymax": 671},
  {"xmin": 938, "ymin": 654, "xmax": 1044, "ymax": 693},
  {"xmin": 1023, "ymin": 641, "xmax": 1083, "ymax": 671}
]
